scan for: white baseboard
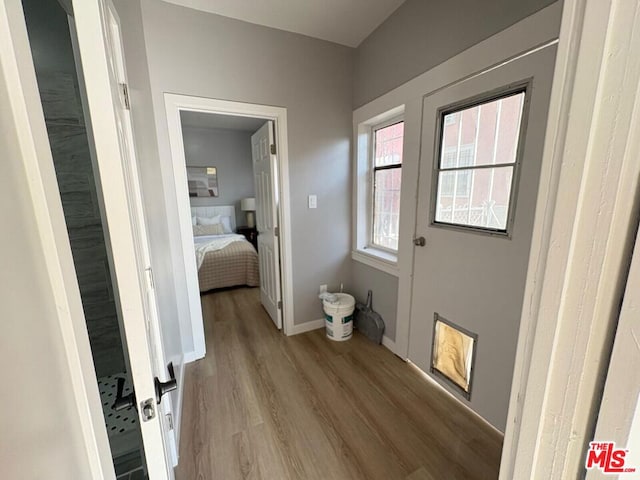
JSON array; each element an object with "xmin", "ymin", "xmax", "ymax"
[
  {"xmin": 287, "ymin": 323, "xmax": 401, "ymax": 357},
  {"xmin": 381, "ymin": 334, "xmax": 398, "ymax": 354},
  {"xmin": 287, "ymin": 318, "xmax": 325, "ymax": 336}
]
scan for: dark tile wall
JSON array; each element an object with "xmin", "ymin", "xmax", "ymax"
[{"xmin": 38, "ymin": 71, "xmax": 125, "ymax": 378}]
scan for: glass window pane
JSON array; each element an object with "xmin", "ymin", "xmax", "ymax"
[
  {"xmin": 373, "ymin": 167, "xmax": 402, "ymax": 250},
  {"xmin": 440, "ymin": 91, "xmax": 524, "ymax": 169},
  {"xmin": 374, "ymin": 122, "xmax": 404, "ymax": 167},
  {"xmin": 435, "ymin": 166, "xmax": 514, "ymax": 231}
]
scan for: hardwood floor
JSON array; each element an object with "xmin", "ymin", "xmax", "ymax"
[{"xmin": 176, "ymin": 288, "xmax": 503, "ymax": 480}]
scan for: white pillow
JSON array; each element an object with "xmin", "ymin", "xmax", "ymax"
[
  {"xmin": 197, "ymin": 215, "xmax": 221, "ymax": 226},
  {"xmin": 219, "ymin": 215, "xmax": 232, "ymax": 233},
  {"xmin": 193, "ymin": 223, "xmax": 224, "ymax": 236}
]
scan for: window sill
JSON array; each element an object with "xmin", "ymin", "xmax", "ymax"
[{"xmin": 352, "ymin": 248, "xmax": 399, "ymax": 277}]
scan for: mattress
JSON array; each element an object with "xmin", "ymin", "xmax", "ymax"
[{"xmin": 197, "ymin": 238, "xmax": 259, "ymax": 292}]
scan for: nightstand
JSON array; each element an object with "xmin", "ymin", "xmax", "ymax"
[{"xmin": 236, "ymin": 226, "xmax": 258, "ymax": 251}]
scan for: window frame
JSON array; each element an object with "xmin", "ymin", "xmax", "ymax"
[
  {"xmin": 429, "ymin": 81, "xmax": 532, "ymax": 237},
  {"xmin": 369, "ymin": 115, "xmax": 405, "ymax": 253},
  {"xmin": 353, "ymin": 105, "xmax": 404, "ymax": 277}
]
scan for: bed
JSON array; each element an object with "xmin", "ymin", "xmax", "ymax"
[{"xmin": 191, "ymin": 206, "xmax": 259, "ymax": 292}]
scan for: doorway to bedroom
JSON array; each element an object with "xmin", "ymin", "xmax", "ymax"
[{"xmin": 165, "ymin": 95, "xmax": 294, "ymax": 340}]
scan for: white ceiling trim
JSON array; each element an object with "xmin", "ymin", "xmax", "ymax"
[{"xmin": 160, "ymin": 0, "xmax": 406, "ymax": 47}]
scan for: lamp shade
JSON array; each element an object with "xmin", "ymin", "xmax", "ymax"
[{"xmin": 241, "ymin": 197, "xmax": 256, "ymax": 211}]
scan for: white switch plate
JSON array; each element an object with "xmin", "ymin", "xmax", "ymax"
[{"xmin": 308, "ymin": 195, "xmax": 317, "ymax": 209}]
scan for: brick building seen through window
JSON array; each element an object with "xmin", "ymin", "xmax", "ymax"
[{"xmin": 372, "ymin": 121, "xmax": 404, "ymax": 251}]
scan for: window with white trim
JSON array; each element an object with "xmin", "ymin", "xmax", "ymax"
[
  {"xmin": 353, "ymin": 105, "xmax": 404, "ymax": 275},
  {"xmin": 371, "ymin": 120, "xmax": 404, "ymax": 251}
]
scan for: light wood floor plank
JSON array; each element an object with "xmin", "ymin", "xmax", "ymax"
[{"xmin": 176, "ymin": 287, "xmax": 502, "ymax": 480}]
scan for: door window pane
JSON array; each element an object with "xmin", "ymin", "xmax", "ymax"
[
  {"xmin": 435, "ymin": 166, "xmax": 514, "ymax": 230},
  {"xmin": 434, "ymin": 90, "xmax": 525, "ymax": 233}
]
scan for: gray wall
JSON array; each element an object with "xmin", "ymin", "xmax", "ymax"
[
  {"xmin": 135, "ymin": 0, "xmax": 354, "ymax": 326},
  {"xmin": 353, "ymin": 0, "xmax": 558, "ymax": 108},
  {"xmin": 0, "ymin": 38, "xmax": 91, "ymax": 479},
  {"xmin": 349, "ymin": 262, "xmax": 398, "ymax": 340},
  {"xmin": 181, "ymin": 126, "xmax": 256, "ymax": 227}
]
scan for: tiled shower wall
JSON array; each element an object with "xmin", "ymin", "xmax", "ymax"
[{"xmin": 37, "ymin": 71, "xmax": 125, "ymax": 378}]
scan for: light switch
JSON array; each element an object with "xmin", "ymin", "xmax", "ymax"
[{"xmin": 308, "ymin": 195, "xmax": 317, "ymax": 209}]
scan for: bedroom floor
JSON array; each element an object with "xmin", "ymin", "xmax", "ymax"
[{"xmin": 176, "ymin": 287, "xmax": 503, "ymax": 480}]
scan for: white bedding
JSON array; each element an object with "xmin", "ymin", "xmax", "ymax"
[{"xmin": 194, "ymin": 234, "xmax": 246, "ymax": 269}]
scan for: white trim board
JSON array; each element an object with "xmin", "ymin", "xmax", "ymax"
[
  {"xmin": 164, "ymin": 94, "xmax": 295, "ymax": 349},
  {"xmin": 351, "ymin": 250, "xmax": 399, "ymax": 277},
  {"xmin": 288, "ymin": 318, "xmax": 325, "ymax": 336},
  {"xmin": 381, "ymin": 334, "xmax": 397, "ymax": 352}
]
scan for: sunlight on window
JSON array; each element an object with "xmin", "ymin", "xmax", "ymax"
[
  {"xmin": 372, "ymin": 121, "xmax": 404, "ymax": 250},
  {"xmin": 434, "ymin": 91, "xmax": 525, "ymax": 232}
]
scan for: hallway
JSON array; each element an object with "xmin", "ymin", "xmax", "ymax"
[{"xmin": 176, "ymin": 288, "xmax": 502, "ymax": 480}]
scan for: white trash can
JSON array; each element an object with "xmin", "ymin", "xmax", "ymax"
[{"xmin": 322, "ymin": 293, "xmax": 355, "ymax": 341}]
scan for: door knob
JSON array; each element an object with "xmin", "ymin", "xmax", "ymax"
[
  {"xmin": 154, "ymin": 362, "xmax": 177, "ymax": 404},
  {"xmin": 413, "ymin": 236, "xmax": 426, "ymax": 247}
]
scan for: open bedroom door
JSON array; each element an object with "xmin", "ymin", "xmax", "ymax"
[
  {"xmin": 73, "ymin": 0, "xmax": 177, "ymax": 476},
  {"xmin": 251, "ymin": 121, "xmax": 283, "ymax": 329}
]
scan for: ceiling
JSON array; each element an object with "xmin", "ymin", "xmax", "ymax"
[
  {"xmin": 180, "ymin": 111, "xmax": 267, "ymax": 132},
  {"xmin": 160, "ymin": 0, "xmax": 406, "ymax": 47}
]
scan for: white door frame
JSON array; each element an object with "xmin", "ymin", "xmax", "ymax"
[
  {"xmin": 504, "ymin": 0, "xmax": 640, "ymax": 477},
  {"xmin": 1, "ymin": 0, "xmax": 114, "ymax": 477},
  {"xmin": 164, "ymin": 94, "xmax": 294, "ymax": 341},
  {"xmin": 586, "ymin": 208, "xmax": 640, "ymax": 479}
]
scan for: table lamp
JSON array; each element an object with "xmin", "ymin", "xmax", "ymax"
[{"xmin": 241, "ymin": 197, "xmax": 256, "ymax": 228}]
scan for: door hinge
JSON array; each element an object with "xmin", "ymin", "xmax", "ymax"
[
  {"xmin": 278, "ymin": 300, "xmax": 282, "ymax": 310},
  {"xmin": 120, "ymin": 82, "xmax": 130, "ymax": 110},
  {"xmin": 166, "ymin": 413, "xmax": 174, "ymax": 430},
  {"xmin": 274, "ymin": 226, "xmax": 279, "ymax": 237},
  {"xmin": 270, "ymin": 143, "xmax": 276, "ymax": 155}
]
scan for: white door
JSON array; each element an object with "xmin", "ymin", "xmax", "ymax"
[
  {"xmin": 407, "ymin": 47, "xmax": 556, "ymax": 430},
  {"xmin": 77, "ymin": 0, "xmax": 176, "ymax": 476},
  {"xmin": 585, "ymin": 225, "xmax": 640, "ymax": 479},
  {"xmin": 251, "ymin": 121, "xmax": 283, "ymax": 328}
]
